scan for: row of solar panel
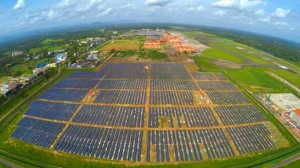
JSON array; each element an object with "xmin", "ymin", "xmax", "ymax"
[
  {"xmin": 55, "ymin": 125, "xmax": 143, "ymax": 161},
  {"xmin": 146, "ymin": 129, "xmax": 235, "ymax": 162},
  {"xmin": 192, "ymin": 72, "xmax": 227, "ymax": 81},
  {"xmin": 24, "ymin": 101, "xmax": 266, "ymax": 127},
  {"xmin": 11, "ymin": 118, "xmax": 274, "ymax": 162},
  {"xmin": 148, "ymin": 107, "xmax": 218, "ymax": 128}
]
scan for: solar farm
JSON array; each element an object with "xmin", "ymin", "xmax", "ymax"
[{"xmin": 11, "ymin": 62, "xmax": 285, "ymax": 164}]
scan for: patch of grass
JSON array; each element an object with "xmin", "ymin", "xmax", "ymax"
[
  {"xmin": 202, "ymin": 48, "xmax": 245, "ymax": 63},
  {"xmin": 281, "ymin": 159, "xmax": 300, "ymax": 168},
  {"xmin": 272, "ymin": 69, "xmax": 300, "ymax": 88},
  {"xmin": 193, "ymin": 56, "xmax": 220, "ymax": 71},
  {"xmin": 141, "ymin": 50, "xmax": 167, "ymax": 59},
  {"xmin": 41, "ymin": 38, "xmax": 64, "ymax": 45},
  {"xmin": 101, "ymin": 40, "xmax": 141, "ymax": 51},
  {"xmin": 225, "ymin": 66, "xmax": 289, "ymax": 93}
]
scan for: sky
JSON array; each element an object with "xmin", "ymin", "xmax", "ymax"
[{"xmin": 0, "ymin": 0, "xmax": 299, "ymax": 43}]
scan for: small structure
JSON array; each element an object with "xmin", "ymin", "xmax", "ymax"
[
  {"xmin": 54, "ymin": 54, "xmax": 67, "ymax": 63},
  {"xmin": 144, "ymin": 40, "xmax": 161, "ymax": 49},
  {"xmin": 269, "ymin": 93, "xmax": 300, "ymax": 111},
  {"xmin": 87, "ymin": 51, "xmax": 99, "ymax": 60},
  {"xmin": 12, "ymin": 51, "xmax": 24, "ymax": 57},
  {"xmin": 1, "ymin": 81, "xmax": 21, "ymax": 95},
  {"xmin": 282, "ymin": 109, "xmax": 300, "ymax": 135},
  {"xmin": 175, "ymin": 45, "xmax": 195, "ymax": 53}
]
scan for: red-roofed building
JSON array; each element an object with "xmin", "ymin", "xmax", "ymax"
[
  {"xmin": 290, "ymin": 109, "xmax": 300, "ymax": 125},
  {"xmin": 282, "ymin": 109, "xmax": 300, "ymax": 135},
  {"xmin": 144, "ymin": 40, "xmax": 161, "ymax": 49},
  {"xmin": 175, "ymin": 45, "xmax": 196, "ymax": 53}
]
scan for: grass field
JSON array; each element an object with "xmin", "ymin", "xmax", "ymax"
[
  {"xmin": 41, "ymin": 38, "xmax": 64, "ymax": 45},
  {"xmin": 101, "ymin": 40, "xmax": 141, "ymax": 51},
  {"xmin": 202, "ymin": 48, "xmax": 245, "ymax": 63},
  {"xmin": 226, "ymin": 67, "xmax": 290, "ymax": 93}
]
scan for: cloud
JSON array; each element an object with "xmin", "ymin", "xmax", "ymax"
[
  {"xmin": 186, "ymin": 6, "xmax": 204, "ymax": 13},
  {"xmin": 255, "ymin": 9, "xmax": 265, "ymax": 16},
  {"xmin": 215, "ymin": 10, "xmax": 226, "ymax": 16},
  {"xmin": 145, "ymin": 0, "xmax": 172, "ymax": 7},
  {"xmin": 97, "ymin": 7, "xmax": 112, "ymax": 17},
  {"xmin": 272, "ymin": 8, "xmax": 290, "ymax": 18},
  {"xmin": 119, "ymin": 3, "xmax": 137, "ymax": 10},
  {"xmin": 212, "ymin": 0, "xmax": 262, "ymax": 10},
  {"xmin": 259, "ymin": 16, "xmax": 270, "ymax": 22},
  {"xmin": 13, "ymin": 0, "xmax": 25, "ymax": 10}
]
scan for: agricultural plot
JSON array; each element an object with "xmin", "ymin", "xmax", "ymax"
[
  {"xmin": 197, "ymin": 81, "xmax": 237, "ymax": 91},
  {"xmin": 227, "ymin": 124, "xmax": 275, "ymax": 155},
  {"xmin": 39, "ymin": 88, "xmax": 89, "ymax": 102},
  {"xmin": 148, "ymin": 107, "xmax": 218, "ymax": 128},
  {"xmin": 25, "ymin": 101, "xmax": 79, "ymax": 121},
  {"xmin": 73, "ymin": 105, "xmax": 144, "ymax": 127},
  {"xmin": 12, "ymin": 118, "xmax": 65, "ymax": 147},
  {"xmin": 207, "ymin": 91, "xmax": 251, "ymax": 104},
  {"xmin": 55, "ymin": 126, "xmax": 143, "ymax": 161},
  {"xmin": 11, "ymin": 62, "xmax": 282, "ymax": 164},
  {"xmin": 215, "ymin": 105, "xmax": 267, "ymax": 125}
]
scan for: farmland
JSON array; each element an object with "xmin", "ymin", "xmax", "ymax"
[{"xmin": 101, "ymin": 40, "xmax": 142, "ymax": 51}]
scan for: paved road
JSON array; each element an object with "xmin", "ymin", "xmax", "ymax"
[
  {"xmin": 269, "ymin": 153, "xmax": 300, "ymax": 168},
  {"xmin": 0, "ymin": 157, "xmax": 22, "ymax": 168},
  {"xmin": 268, "ymin": 72, "xmax": 300, "ymax": 94}
]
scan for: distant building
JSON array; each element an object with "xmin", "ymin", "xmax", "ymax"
[
  {"xmin": 12, "ymin": 51, "xmax": 24, "ymax": 57},
  {"xmin": 175, "ymin": 45, "xmax": 196, "ymax": 53},
  {"xmin": 87, "ymin": 51, "xmax": 99, "ymax": 60},
  {"xmin": 290, "ymin": 109, "xmax": 300, "ymax": 125},
  {"xmin": 144, "ymin": 40, "xmax": 161, "ymax": 49},
  {"xmin": 37, "ymin": 62, "xmax": 47, "ymax": 68},
  {"xmin": 54, "ymin": 54, "xmax": 67, "ymax": 63},
  {"xmin": 1, "ymin": 81, "xmax": 20, "ymax": 95},
  {"xmin": 282, "ymin": 109, "xmax": 300, "ymax": 135},
  {"xmin": 47, "ymin": 63, "xmax": 57, "ymax": 68}
]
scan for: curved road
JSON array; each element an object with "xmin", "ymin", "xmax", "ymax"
[
  {"xmin": 0, "ymin": 158, "xmax": 22, "ymax": 168},
  {"xmin": 269, "ymin": 153, "xmax": 300, "ymax": 168}
]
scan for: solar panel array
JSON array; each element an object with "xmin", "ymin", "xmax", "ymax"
[{"xmin": 11, "ymin": 63, "xmax": 276, "ymax": 163}]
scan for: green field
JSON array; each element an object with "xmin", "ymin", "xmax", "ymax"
[
  {"xmin": 41, "ymin": 38, "xmax": 64, "ymax": 45},
  {"xmin": 202, "ymin": 48, "xmax": 245, "ymax": 63},
  {"xmin": 225, "ymin": 67, "xmax": 290, "ymax": 93},
  {"xmin": 101, "ymin": 40, "xmax": 141, "ymax": 51}
]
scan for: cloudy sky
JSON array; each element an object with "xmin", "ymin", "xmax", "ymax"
[{"xmin": 0, "ymin": 0, "xmax": 299, "ymax": 43}]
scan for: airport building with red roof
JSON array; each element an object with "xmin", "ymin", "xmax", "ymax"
[
  {"xmin": 282, "ymin": 109, "xmax": 300, "ymax": 135},
  {"xmin": 144, "ymin": 40, "xmax": 161, "ymax": 49}
]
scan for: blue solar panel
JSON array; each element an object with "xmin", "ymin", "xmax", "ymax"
[
  {"xmin": 25, "ymin": 101, "xmax": 79, "ymax": 121},
  {"xmin": 54, "ymin": 79, "xmax": 99, "ymax": 89},
  {"xmin": 39, "ymin": 88, "xmax": 89, "ymax": 102},
  {"xmin": 12, "ymin": 117, "xmax": 65, "ymax": 147},
  {"xmin": 73, "ymin": 105, "xmax": 144, "ymax": 127},
  {"xmin": 54, "ymin": 125, "xmax": 143, "ymax": 161},
  {"xmin": 94, "ymin": 90, "xmax": 146, "ymax": 105}
]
